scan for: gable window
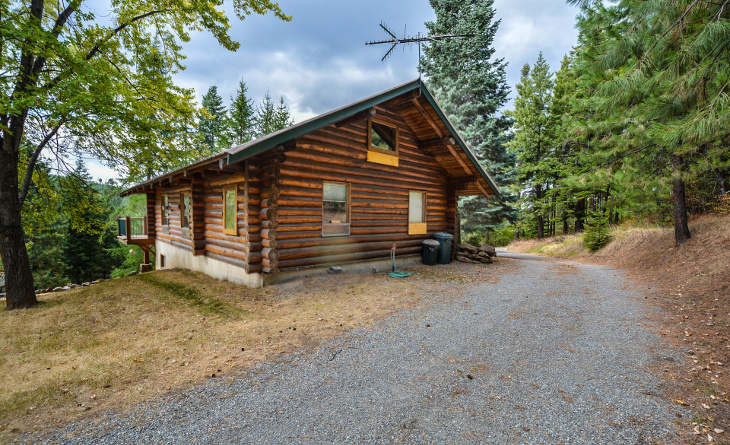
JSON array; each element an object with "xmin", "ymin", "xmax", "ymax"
[
  {"xmin": 322, "ymin": 182, "xmax": 350, "ymax": 237},
  {"xmin": 408, "ymin": 191, "xmax": 427, "ymax": 235},
  {"xmin": 223, "ymin": 186, "xmax": 238, "ymax": 235},
  {"xmin": 162, "ymin": 195, "xmax": 170, "ymax": 234},
  {"xmin": 367, "ymin": 117, "xmax": 399, "ymax": 167}
]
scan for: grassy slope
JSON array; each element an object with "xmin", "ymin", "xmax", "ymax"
[
  {"xmin": 509, "ymin": 214, "xmax": 730, "ymax": 441},
  {"xmin": 0, "ymin": 262, "xmax": 506, "ymax": 443}
]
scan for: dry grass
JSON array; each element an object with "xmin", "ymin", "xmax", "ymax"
[
  {"xmin": 0, "ymin": 261, "xmax": 507, "ymax": 443},
  {"xmin": 507, "ymin": 214, "xmax": 730, "ymax": 442}
]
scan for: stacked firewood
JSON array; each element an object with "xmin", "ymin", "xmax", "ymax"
[{"xmin": 455, "ymin": 243, "xmax": 497, "ymax": 264}]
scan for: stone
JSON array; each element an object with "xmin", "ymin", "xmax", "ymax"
[
  {"xmin": 328, "ymin": 266, "xmax": 343, "ymax": 274},
  {"xmin": 82, "ymin": 282, "xmax": 91, "ymax": 287},
  {"xmin": 478, "ymin": 244, "xmax": 497, "ymax": 257},
  {"xmin": 126, "ymin": 271, "xmax": 139, "ymax": 277},
  {"xmin": 53, "ymin": 286, "xmax": 65, "ymax": 292},
  {"xmin": 139, "ymin": 263, "xmax": 154, "ymax": 273},
  {"xmin": 0, "ymin": 293, "xmax": 5, "ymax": 300},
  {"xmin": 458, "ymin": 243, "xmax": 478, "ymax": 254}
]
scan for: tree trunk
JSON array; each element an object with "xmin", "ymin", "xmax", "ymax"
[
  {"xmin": 0, "ymin": 149, "xmax": 37, "ymax": 309},
  {"xmin": 575, "ymin": 198, "xmax": 585, "ymax": 233},
  {"xmin": 672, "ymin": 154, "xmax": 691, "ymax": 246}
]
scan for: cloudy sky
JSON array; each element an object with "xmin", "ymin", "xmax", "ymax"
[{"xmin": 88, "ymin": 0, "xmax": 580, "ymax": 180}]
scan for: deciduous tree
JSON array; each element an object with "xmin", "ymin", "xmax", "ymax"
[{"xmin": 0, "ymin": 0, "xmax": 290, "ymax": 309}]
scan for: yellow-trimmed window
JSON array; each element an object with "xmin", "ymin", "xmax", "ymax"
[
  {"xmin": 367, "ymin": 117, "xmax": 399, "ymax": 167},
  {"xmin": 322, "ymin": 182, "xmax": 350, "ymax": 237},
  {"xmin": 223, "ymin": 186, "xmax": 238, "ymax": 235},
  {"xmin": 408, "ymin": 191, "xmax": 427, "ymax": 235}
]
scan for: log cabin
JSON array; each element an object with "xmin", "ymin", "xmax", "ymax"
[{"xmin": 118, "ymin": 79, "xmax": 500, "ymax": 286}]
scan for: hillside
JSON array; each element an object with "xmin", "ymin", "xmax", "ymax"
[{"xmin": 509, "ymin": 214, "xmax": 730, "ymax": 440}]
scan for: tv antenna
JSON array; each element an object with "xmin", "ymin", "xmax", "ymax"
[{"xmin": 366, "ymin": 22, "xmax": 475, "ymax": 65}]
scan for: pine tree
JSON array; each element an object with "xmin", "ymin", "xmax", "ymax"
[
  {"xmin": 273, "ymin": 96, "xmax": 293, "ymax": 131},
  {"xmin": 255, "ymin": 92, "xmax": 293, "ymax": 138},
  {"xmin": 567, "ymin": 0, "xmax": 730, "ymax": 245},
  {"xmin": 61, "ymin": 160, "xmax": 121, "ymax": 284},
  {"xmin": 199, "ymin": 85, "xmax": 227, "ymax": 153},
  {"xmin": 507, "ymin": 53, "xmax": 557, "ymax": 239},
  {"xmin": 228, "ymin": 79, "xmax": 256, "ymax": 146},
  {"xmin": 420, "ymin": 0, "xmax": 515, "ymax": 236}
]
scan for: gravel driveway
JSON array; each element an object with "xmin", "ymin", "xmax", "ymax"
[{"xmin": 40, "ymin": 252, "xmax": 687, "ymax": 444}]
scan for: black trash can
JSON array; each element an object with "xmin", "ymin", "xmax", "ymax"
[
  {"xmin": 433, "ymin": 232, "xmax": 453, "ymax": 264},
  {"xmin": 422, "ymin": 239, "xmax": 439, "ymax": 265}
]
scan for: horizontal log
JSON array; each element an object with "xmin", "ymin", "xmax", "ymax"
[
  {"xmin": 276, "ymin": 233, "xmax": 432, "ymax": 250},
  {"xmin": 259, "ymin": 207, "xmax": 278, "ymax": 220},
  {"xmin": 262, "ymin": 238, "xmax": 277, "ymax": 249},
  {"xmin": 205, "ymin": 244, "xmax": 246, "ymax": 261},
  {"xmin": 262, "ymin": 219, "xmax": 278, "ymax": 230},
  {"xmin": 262, "ymin": 247, "xmax": 279, "ymax": 261},
  {"xmin": 277, "ymin": 247, "xmax": 421, "ymax": 270},
  {"xmin": 278, "ymin": 240, "xmax": 422, "ymax": 261},
  {"xmin": 262, "ymin": 258, "xmax": 279, "ymax": 270},
  {"xmin": 261, "ymin": 229, "xmax": 277, "ymax": 240}
]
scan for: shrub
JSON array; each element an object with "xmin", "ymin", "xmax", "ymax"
[{"xmin": 584, "ymin": 211, "xmax": 612, "ymax": 252}]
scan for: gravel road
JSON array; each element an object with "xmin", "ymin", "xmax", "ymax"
[{"xmin": 40, "ymin": 252, "xmax": 687, "ymax": 444}]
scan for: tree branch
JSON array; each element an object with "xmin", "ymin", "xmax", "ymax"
[{"xmin": 18, "ymin": 119, "xmax": 65, "ymax": 206}]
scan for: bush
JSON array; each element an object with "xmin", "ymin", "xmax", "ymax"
[
  {"xmin": 489, "ymin": 225, "xmax": 515, "ymax": 247},
  {"xmin": 584, "ymin": 211, "xmax": 612, "ymax": 252}
]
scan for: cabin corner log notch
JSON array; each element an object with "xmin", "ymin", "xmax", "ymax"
[
  {"xmin": 259, "ymin": 148, "xmax": 284, "ymax": 273},
  {"xmin": 191, "ymin": 175, "xmax": 206, "ymax": 255}
]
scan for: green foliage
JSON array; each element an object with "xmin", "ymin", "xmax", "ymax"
[
  {"xmin": 421, "ymin": 0, "xmax": 517, "ymax": 230},
  {"xmin": 0, "ymin": 0, "xmax": 291, "ymax": 303},
  {"xmin": 489, "ymin": 225, "xmax": 515, "ymax": 247},
  {"xmin": 199, "ymin": 85, "xmax": 228, "ymax": 153},
  {"xmin": 227, "ymin": 79, "xmax": 256, "ymax": 146},
  {"xmin": 583, "ymin": 211, "xmax": 611, "ymax": 252},
  {"xmin": 254, "ymin": 91, "xmax": 293, "ymax": 138}
]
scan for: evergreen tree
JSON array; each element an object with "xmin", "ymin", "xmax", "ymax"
[
  {"xmin": 61, "ymin": 161, "xmax": 122, "ymax": 284},
  {"xmin": 199, "ymin": 85, "xmax": 228, "ymax": 153},
  {"xmin": 420, "ymin": 0, "xmax": 515, "ymax": 237},
  {"xmin": 255, "ymin": 92, "xmax": 293, "ymax": 137},
  {"xmin": 566, "ymin": 0, "xmax": 730, "ymax": 245},
  {"xmin": 228, "ymin": 79, "xmax": 256, "ymax": 146},
  {"xmin": 507, "ymin": 53, "xmax": 557, "ymax": 239},
  {"xmin": 273, "ymin": 96, "xmax": 294, "ymax": 131}
]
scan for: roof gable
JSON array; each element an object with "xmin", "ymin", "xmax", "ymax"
[{"xmin": 122, "ymin": 79, "xmax": 500, "ymax": 199}]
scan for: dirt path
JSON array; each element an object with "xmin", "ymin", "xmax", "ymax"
[{"xmin": 39, "ymin": 254, "xmax": 688, "ymax": 444}]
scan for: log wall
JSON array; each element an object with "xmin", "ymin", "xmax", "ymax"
[{"xmin": 271, "ymin": 106, "xmax": 450, "ymax": 271}]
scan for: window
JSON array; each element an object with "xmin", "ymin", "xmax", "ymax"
[
  {"xmin": 180, "ymin": 194, "xmax": 191, "ymax": 229},
  {"xmin": 322, "ymin": 182, "xmax": 350, "ymax": 237},
  {"xmin": 408, "ymin": 191, "xmax": 427, "ymax": 235},
  {"xmin": 367, "ymin": 117, "xmax": 399, "ymax": 167},
  {"xmin": 162, "ymin": 195, "xmax": 170, "ymax": 233},
  {"xmin": 223, "ymin": 186, "xmax": 237, "ymax": 235}
]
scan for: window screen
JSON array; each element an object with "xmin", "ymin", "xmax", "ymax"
[{"xmin": 409, "ymin": 192, "xmax": 425, "ymax": 223}]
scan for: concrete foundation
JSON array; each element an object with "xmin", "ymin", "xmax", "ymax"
[
  {"xmin": 155, "ymin": 241, "xmax": 423, "ymax": 288},
  {"xmin": 263, "ymin": 254, "xmax": 422, "ymax": 286},
  {"xmin": 155, "ymin": 241, "xmax": 264, "ymax": 288}
]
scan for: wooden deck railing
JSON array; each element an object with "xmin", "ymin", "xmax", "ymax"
[{"xmin": 117, "ymin": 217, "xmax": 147, "ymax": 239}]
